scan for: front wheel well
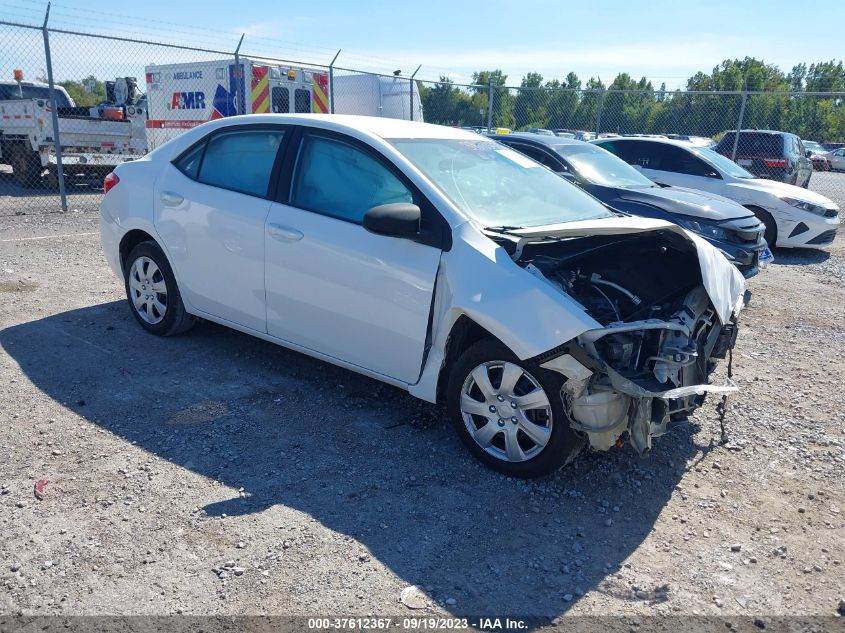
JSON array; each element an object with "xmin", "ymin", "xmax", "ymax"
[
  {"xmin": 436, "ymin": 316, "xmax": 498, "ymax": 403},
  {"xmin": 119, "ymin": 229, "xmax": 157, "ymax": 275},
  {"xmin": 744, "ymin": 205, "xmax": 777, "ymax": 247}
]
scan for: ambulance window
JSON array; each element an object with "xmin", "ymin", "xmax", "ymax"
[
  {"xmin": 198, "ymin": 129, "xmax": 284, "ymax": 198},
  {"xmin": 294, "ymin": 88, "xmax": 311, "ymax": 113},
  {"xmin": 272, "ymin": 87, "xmax": 289, "ymax": 113}
]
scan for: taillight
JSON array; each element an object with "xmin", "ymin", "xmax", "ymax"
[
  {"xmin": 103, "ymin": 172, "xmax": 120, "ymax": 194},
  {"xmin": 763, "ymin": 158, "xmax": 787, "ymax": 168}
]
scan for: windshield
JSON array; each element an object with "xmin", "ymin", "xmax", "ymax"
[
  {"xmin": 692, "ymin": 147, "xmax": 755, "ymax": 179},
  {"xmin": 803, "ymin": 141, "xmax": 824, "ymax": 153},
  {"xmin": 390, "ymin": 138, "xmax": 612, "ymax": 228},
  {"xmin": 555, "ymin": 143, "xmax": 656, "ymax": 189}
]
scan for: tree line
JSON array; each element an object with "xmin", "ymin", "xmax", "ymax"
[{"xmin": 418, "ymin": 58, "xmax": 845, "ymax": 143}]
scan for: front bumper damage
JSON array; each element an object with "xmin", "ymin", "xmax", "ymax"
[{"xmin": 540, "ymin": 312, "xmax": 739, "ymax": 456}]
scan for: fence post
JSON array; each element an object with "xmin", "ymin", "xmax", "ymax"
[
  {"xmin": 731, "ymin": 90, "xmax": 748, "ymax": 161},
  {"xmin": 42, "ymin": 3, "xmax": 67, "ymax": 212},
  {"xmin": 328, "ymin": 50, "xmax": 341, "ymax": 114},
  {"xmin": 486, "ymin": 78, "xmax": 494, "ymax": 132},
  {"xmin": 594, "ymin": 88, "xmax": 606, "ymax": 137},
  {"xmin": 233, "ymin": 33, "xmax": 244, "ymax": 115},
  {"xmin": 409, "ymin": 64, "xmax": 421, "ymax": 122}
]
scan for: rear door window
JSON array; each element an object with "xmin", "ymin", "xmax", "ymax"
[
  {"xmin": 196, "ymin": 129, "xmax": 285, "ymax": 198},
  {"xmin": 174, "ymin": 142, "xmax": 205, "ymax": 180}
]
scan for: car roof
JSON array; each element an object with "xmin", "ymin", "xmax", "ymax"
[
  {"xmin": 722, "ymin": 129, "xmax": 791, "ymax": 136},
  {"xmin": 203, "ymin": 114, "xmax": 484, "ymax": 141},
  {"xmin": 591, "ymin": 136, "xmax": 699, "ymax": 150},
  {"xmin": 490, "ymin": 132, "xmax": 590, "ymax": 148}
]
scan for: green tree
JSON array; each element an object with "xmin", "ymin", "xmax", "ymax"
[
  {"xmin": 58, "ymin": 75, "xmax": 105, "ymax": 107},
  {"xmin": 472, "ymin": 70, "xmax": 515, "ymax": 129},
  {"xmin": 514, "ymin": 72, "xmax": 548, "ymax": 129}
]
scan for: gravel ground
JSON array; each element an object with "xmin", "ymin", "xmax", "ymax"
[{"xmin": 0, "ymin": 208, "xmax": 844, "ymax": 627}]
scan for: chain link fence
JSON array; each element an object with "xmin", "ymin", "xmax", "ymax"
[
  {"xmin": 418, "ymin": 80, "xmax": 845, "ymax": 207},
  {"xmin": 2, "ymin": 17, "xmax": 845, "ymax": 216}
]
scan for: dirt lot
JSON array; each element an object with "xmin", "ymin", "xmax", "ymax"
[{"xmin": 0, "ymin": 208, "xmax": 844, "ymax": 627}]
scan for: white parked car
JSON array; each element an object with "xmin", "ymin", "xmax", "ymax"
[
  {"xmin": 593, "ymin": 137, "xmax": 840, "ymax": 249},
  {"xmin": 100, "ymin": 114, "xmax": 745, "ymax": 477}
]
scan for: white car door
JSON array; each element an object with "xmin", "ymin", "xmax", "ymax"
[
  {"xmin": 265, "ymin": 130, "xmax": 442, "ymax": 383},
  {"xmin": 154, "ymin": 127, "xmax": 286, "ymax": 332},
  {"xmin": 831, "ymin": 149, "xmax": 845, "ymax": 170}
]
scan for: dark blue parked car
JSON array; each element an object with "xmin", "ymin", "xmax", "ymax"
[{"xmin": 491, "ymin": 133, "xmax": 771, "ymax": 277}]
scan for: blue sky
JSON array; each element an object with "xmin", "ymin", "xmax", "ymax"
[{"xmin": 2, "ymin": 0, "xmax": 843, "ymax": 87}]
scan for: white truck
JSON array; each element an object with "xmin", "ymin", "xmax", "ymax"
[
  {"xmin": 0, "ymin": 78, "xmax": 148, "ymax": 188},
  {"xmin": 144, "ymin": 58, "xmax": 423, "ymax": 150}
]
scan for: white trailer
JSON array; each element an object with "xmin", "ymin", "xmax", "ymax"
[
  {"xmin": 331, "ymin": 73, "xmax": 423, "ymax": 122},
  {"xmin": 144, "ymin": 58, "xmax": 423, "ymax": 149},
  {"xmin": 0, "ymin": 78, "xmax": 147, "ymax": 188}
]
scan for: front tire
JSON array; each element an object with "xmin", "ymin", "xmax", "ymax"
[
  {"xmin": 124, "ymin": 241, "xmax": 195, "ymax": 336},
  {"xmin": 747, "ymin": 206, "xmax": 777, "ymax": 249},
  {"xmin": 446, "ymin": 339, "xmax": 585, "ymax": 478}
]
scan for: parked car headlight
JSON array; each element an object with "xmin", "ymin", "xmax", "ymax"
[
  {"xmin": 779, "ymin": 197, "xmax": 829, "ymax": 216},
  {"xmin": 676, "ymin": 218, "xmax": 732, "ymax": 241}
]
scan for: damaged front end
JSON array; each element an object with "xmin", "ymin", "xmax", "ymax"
[{"xmin": 500, "ymin": 225, "xmax": 743, "ymax": 455}]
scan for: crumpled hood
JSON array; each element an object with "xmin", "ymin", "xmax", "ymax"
[
  {"xmin": 730, "ymin": 178, "xmax": 839, "ymax": 208},
  {"xmin": 508, "ymin": 216, "xmax": 746, "ymax": 324},
  {"xmin": 616, "ymin": 185, "xmax": 752, "ymax": 221}
]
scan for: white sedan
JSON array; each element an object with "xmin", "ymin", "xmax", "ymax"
[
  {"xmin": 593, "ymin": 137, "xmax": 840, "ymax": 249},
  {"xmin": 100, "ymin": 114, "xmax": 745, "ymax": 478}
]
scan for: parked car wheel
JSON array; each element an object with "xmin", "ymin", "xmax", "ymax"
[
  {"xmin": 747, "ymin": 206, "xmax": 777, "ymax": 249},
  {"xmin": 124, "ymin": 241, "xmax": 195, "ymax": 336},
  {"xmin": 446, "ymin": 338, "xmax": 585, "ymax": 478}
]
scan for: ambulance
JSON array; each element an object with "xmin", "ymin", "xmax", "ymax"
[
  {"xmin": 144, "ymin": 58, "xmax": 423, "ymax": 150},
  {"xmin": 144, "ymin": 58, "xmax": 328, "ymax": 149}
]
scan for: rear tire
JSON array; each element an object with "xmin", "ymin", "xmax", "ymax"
[
  {"xmin": 12, "ymin": 151, "xmax": 43, "ymax": 188},
  {"xmin": 124, "ymin": 241, "xmax": 195, "ymax": 336},
  {"xmin": 446, "ymin": 338, "xmax": 585, "ymax": 478}
]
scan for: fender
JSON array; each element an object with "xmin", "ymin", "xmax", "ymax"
[{"xmin": 409, "ymin": 223, "xmax": 601, "ymax": 403}]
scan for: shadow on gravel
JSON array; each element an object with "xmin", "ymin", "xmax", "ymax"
[
  {"xmin": 1, "ymin": 301, "xmax": 703, "ymax": 621},
  {"xmin": 770, "ymin": 247, "xmax": 830, "ymax": 266}
]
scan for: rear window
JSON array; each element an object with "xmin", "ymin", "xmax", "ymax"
[
  {"xmin": 719, "ymin": 132, "xmax": 783, "ymax": 158},
  {"xmin": 174, "ymin": 129, "xmax": 285, "ymax": 198},
  {"xmin": 0, "ymin": 84, "xmax": 72, "ymax": 107}
]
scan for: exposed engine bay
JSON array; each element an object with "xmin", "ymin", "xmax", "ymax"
[{"xmin": 503, "ymin": 229, "xmax": 740, "ymax": 454}]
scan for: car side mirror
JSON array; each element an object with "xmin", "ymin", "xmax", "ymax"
[
  {"xmin": 805, "ymin": 150, "xmax": 813, "ymax": 158},
  {"xmin": 363, "ymin": 203, "xmax": 421, "ymax": 237}
]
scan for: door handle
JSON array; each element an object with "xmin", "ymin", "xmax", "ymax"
[
  {"xmin": 160, "ymin": 191, "xmax": 184, "ymax": 207},
  {"xmin": 267, "ymin": 223, "xmax": 304, "ymax": 242}
]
